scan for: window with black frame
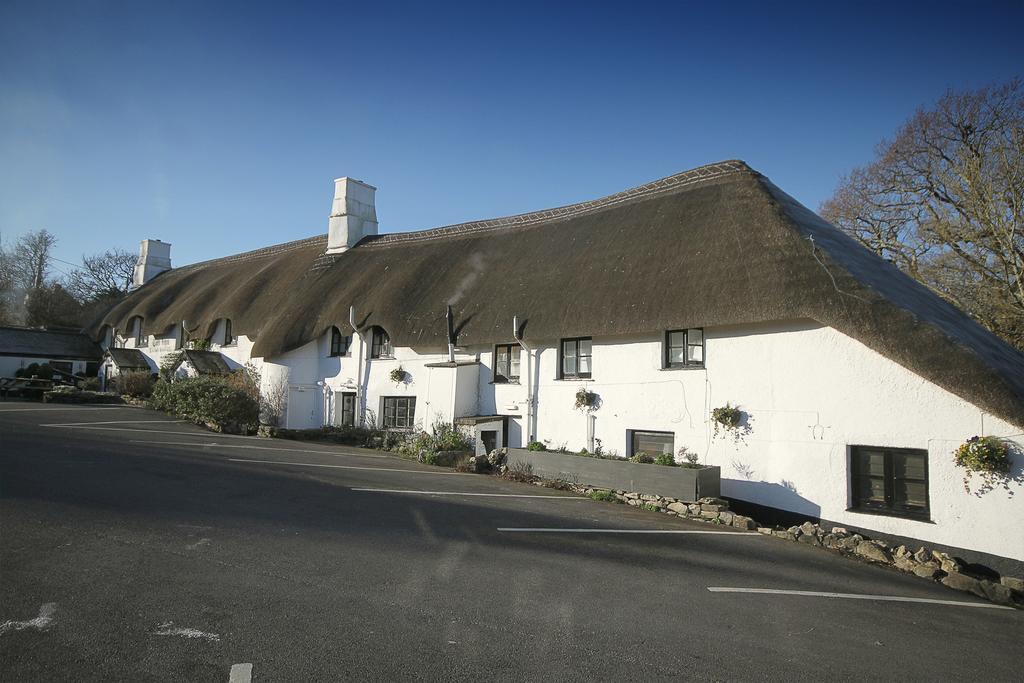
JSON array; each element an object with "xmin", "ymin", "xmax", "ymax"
[
  {"xmin": 381, "ymin": 396, "xmax": 415, "ymax": 429},
  {"xmin": 132, "ymin": 317, "xmax": 146, "ymax": 347},
  {"xmin": 850, "ymin": 446, "xmax": 930, "ymax": 520},
  {"xmin": 223, "ymin": 319, "xmax": 234, "ymax": 346},
  {"xmin": 629, "ymin": 430, "xmax": 674, "ymax": 457},
  {"xmin": 493, "ymin": 343, "xmax": 521, "ymax": 383},
  {"xmin": 559, "ymin": 337, "xmax": 592, "ymax": 379},
  {"xmin": 664, "ymin": 328, "xmax": 703, "ymax": 368},
  {"xmin": 330, "ymin": 327, "xmax": 351, "ymax": 357},
  {"xmin": 371, "ymin": 327, "xmax": 393, "ymax": 358}
]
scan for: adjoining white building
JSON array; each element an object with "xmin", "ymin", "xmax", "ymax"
[
  {"xmin": 93, "ymin": 161, "xmax": 1024, "ymax": 568},
  {"xmin": 0, "ymin": 325, "xmax": 102, "ymax": 379}
]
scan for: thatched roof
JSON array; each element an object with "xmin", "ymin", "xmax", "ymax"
[
  {"xmin": 0, "ymin": 326, "xmax": 102, "ymax": 361},
  {"xmin": 94, "ymin": 160, "xmax": 1024, "ymax": 428}
]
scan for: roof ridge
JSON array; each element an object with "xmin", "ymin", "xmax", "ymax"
[
  {"xmin": 358, "ymin": 159, "xmax": 755, "ymax": 249},
  {"xmin": 176, "ymin": 234, "xmax": 327, "ymax": 273}
]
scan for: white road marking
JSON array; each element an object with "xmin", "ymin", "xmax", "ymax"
[
  {"xmin": 153, "ymin": 621, "xmax": 221, "ymax": 641},
  {"xmin": 40, "ymin": 425, "xmax": 259, "ymax": 438},
  {"xmin": 0, "ymin": 406, "xmax": 127, "ymax": 412},
  {"xmin": 41, "ymin": 419, "xmax": 186, "ymax": 426},
  {"xmin": 229, "ymin": 663, "xmax": 253, "ymax": 683},
  {"xmin": 353, "ymin": 488, "xmax": 589, "ymax": 498},
  {"xmin": 0, "ymin": 603, "xmax": 56, "ymax": 635},
  {"xmin": 498, "ymin": 528, "xmax": 759, "ymax": 534},
  {"xmin": 706, "ymin": 587, "xmax": 1014, "ymax": 610},
  {"xmin": 130, "ymin": 439, "xmax": 389, "ymax": 459},
  {"xmin": 229, "ymin": 458, "xmax": 474, "ymax": 475}
]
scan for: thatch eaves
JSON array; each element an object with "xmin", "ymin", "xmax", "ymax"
[{"xmin": 94, "ymin": 160, "xmax": 1024, "ymax": 428}]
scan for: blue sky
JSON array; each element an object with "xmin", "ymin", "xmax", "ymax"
[{"xmin": 1, "ymin": 0, "xmax": 1022, "ymax": 270}]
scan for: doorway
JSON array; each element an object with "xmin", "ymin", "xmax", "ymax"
[{"xmin": 340, "ymin": 392, "xmax": 357, "ymax": 427}]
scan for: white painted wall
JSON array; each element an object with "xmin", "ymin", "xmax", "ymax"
[{"xmin": 116, "ymin": 315, "xmax": 1024, "ymax": 561}]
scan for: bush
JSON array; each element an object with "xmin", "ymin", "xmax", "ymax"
[
  {"xmin": 16, "ymin": 362, "xmax": 53, "ymax": 380},
  {"xmin": 526, "ymin": 441, "xmax": 547, "ymax": 451},
  {"xmin": 117, "ymin": 370, "xmax": 155, "ymax": 398},
  {"xmin": 77, "ymin": 376, "xmax": 101, "ymax": 391},
  {"xmin": 629, "ymin": 452, "xmax": 655, "ymax": 464},
  {"xmin": 589, "ymin": 489, "xmax": 620, "ymax": 503},
  {"xmin": 653, "ymin": 453, "xmax": 676, "ymax": 466},
  {"xmin": 150, "ymin": 376, "xmax": 260, "ymax": 433},
  {"xmin": 396, "ymin": 419, "xmax": 473, "ymax": 460},
  {"xmin": 503, "ymin": 461, "xmax": 535, "ymax": 482}
]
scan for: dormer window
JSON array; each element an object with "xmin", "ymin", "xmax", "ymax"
[
  {"xmin": 131, "ymin": 317, "xmax": 146, "ymax": 347},
  {"xmin": 494, "ymin": 343, "xmax": 521, "ymax": 383},
  {"xmin": 330, "ymin": 326, "xmax": 352, "ymax": 357},
  {"xmin": 370, "ymin": 327, "xmax": 393, "ymax": 359},
  {"xmin": 559, "ymin": 337, "xmax": 592, "ymax": 379},
  {"xmin": 664, "ymin": 328, "xmax": 703, "ymax": 368},
  {"xmin": 223, "ymin": 319, "xmax": 234, "ymax": 346}
]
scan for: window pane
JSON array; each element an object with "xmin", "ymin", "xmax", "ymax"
[
  {"xmin": 509, "ymin": 350, "xmax": 520, "ymax": 378},
  {"xmin": 669, "ymin": 347, "xmax": 686, "ymax": 363},
  {"xmin": 859, "ymin": 451, "xmax": 885, "ymax": 477},
  {"xmin": 668, "ymin": 331, "xmax": 686, "ymax": 349},
  {"xmin": 687, "ymin": 329, "xmax": 703, "ymax": 345},
  {"xmin": 895, "ymin": 454, "xmax": 927, "ymax": 480},
  {"xmin": 897, "ymin": 480, "xmax": 928, "ymax": 508},
  {"xmin": 578, "ymin": 353, "xmax": 591, "ymax": 375},
  {"xmin": 632, "ymin": 431, "xmax": 673, "ymax": 455},
  {"xmin": 562, "ymin": 341, "xmax": 577, "ymax": 376},
  {"xmin": 579, "ymin": 338, "xmax": 592, "ymax": 356},
  {"xmin": 858, "ymin": 477, "xmax": 886, "ymax": 504},
  {"xmin": 686, "ymin": 344, "xmax": 703, "ymax": 363}
]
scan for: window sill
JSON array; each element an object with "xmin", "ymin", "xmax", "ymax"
[
  {"xmin": 490, "ymin": 380, "xmax": 521, "ymax": 385},
  {"xmin": 370, "ymin": 356, "xmax": 396, "ymax": 361},
  {"xmin": 553, "ymin": 377, "xmax": 593, "ymax": 381},
  {"xmin": 659, "ymin": 365, "xmax": 705, "ymax": 372},
  {"xmin": 846, "ymin": 507, "xmax": 934, "ymax": 524}
]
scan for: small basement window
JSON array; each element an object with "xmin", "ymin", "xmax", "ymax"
[
  {"xmin": 559, "ymin": 337, "xmax": 592, "ymax": 379},
  {"xmin": 223, "ymin": 319, "xmax": 234, "ymax": 346},
  {"xmin": 371, "ymin": 327, "xmax": 393, "ymax": 359},
  {"xmin": 629, "ymin": 430, "xmax": 674, "ymax": 458},
  {"xmin": 330, "ymin": 326, "xmax": 351, "ymax": 357},
  {"xmin": 850, "ymin": 446, "xmax": 930, "ymax": 520},
  {"xmin": 381, "ymin": 396, "xmax": 415, "ymax": 429},
  {"xmin": 493, "ymin": 343, "xmax": 521, "ymax": 383},
  {"xmin": 664, "ymin": 328, "xmax": 703, "ymax": 368}
]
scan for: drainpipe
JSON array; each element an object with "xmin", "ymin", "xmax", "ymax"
[
  {"xmin": 512, "ymin": 315, "xmax": 535, "ymax": 443},
  {"xmin": 446, "ymin": 305, "xmax": 455, "ymax": 363},
  {"xmin": 350, "ymin": 305, "xmax": 365, "ymax": 427}
]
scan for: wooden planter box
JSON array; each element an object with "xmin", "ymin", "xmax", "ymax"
[{"xmin": 506, "ymin": 448, "xmax": 720, "ymax": 502}]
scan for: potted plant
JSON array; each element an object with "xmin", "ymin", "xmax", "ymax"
[{"xmin": 954, "ymin": 436, "xmax": 1012, "ymax": 493}]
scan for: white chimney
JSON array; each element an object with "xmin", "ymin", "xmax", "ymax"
[
  {"xmin": 327, "ymin": 177, "xmax": 378, "ymax": 253},
  {"xmin": 132, "ymin": 239, "xmax": 172, "ymax": 288}
]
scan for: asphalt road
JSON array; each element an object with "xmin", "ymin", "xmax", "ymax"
[{"xmin": 1, "ymin": 402, "xmax": 1021, "ymax": 681}]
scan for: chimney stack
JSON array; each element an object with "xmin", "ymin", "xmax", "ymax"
[
  {"xmin": 132, "ymin": 239, "xmax": 172, "ymax": 288},
  {"xmin": 327, "ymin": 177, "xmax": 378, "ymax": 253}
]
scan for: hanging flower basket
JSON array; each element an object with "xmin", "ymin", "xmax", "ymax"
[
  {"xmin": 575, "ymin": 387, "xmax": 599, "ymax": 412},
  {"xmin": 954, "ymin": 436, "xmax": 1011, "ymax": 493},
  {"xmin": 390, "ymin": 366, "xmax": 408, "ymax": 383}
]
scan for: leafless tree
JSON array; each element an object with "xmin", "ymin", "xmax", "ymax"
[
  {"xmin": 64, "ymin": 249, "xmax": 137, "ymax": 303},
  {"xmin": 9, "ymin": 229, "xmax": 57, "ymax": 291},
  {"xmin": 821, "ymin": 79, "xmax": 1024, "ymax": 350}
]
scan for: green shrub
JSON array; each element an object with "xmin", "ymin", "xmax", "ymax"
[
  {"xmin": 117, "ymin": 370, "xmax": 155, "ymax": 398},
  {"xmin": 150, "ymin": 376, "xmax": 259, "ymax": 433},
  {"xmin": 77, "ymin": 376, "xmax": 101, "ymax": 391},
  {"xmin": 526, "ymin": 441, "xmax": 547, "ymax": 451},
  {"xmin": 653, "ymin": 453, "xmax": 676, "ymax": 466},
  {"xmin": 396, "ymin": 419, "xmax": 473, "ymax": 460},
  {"xmin": 589, "ymin": 489, "xmax": 619, "ymax": 503},
  {"xmin": 629, "ymin": 452, "xmax": 655, "ymax": 464},
  {"xmin": 640, "ymin": 503, "xmax": 661, "ymax": 512}
]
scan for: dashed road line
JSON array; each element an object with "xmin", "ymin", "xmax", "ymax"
[
  {"xmin": 229, "ymin": 663, "xmax": 253, "ymax": 682},
  {"xmin": 130, "ymin": 439, "xmax": 389, "ymax": 459},
  {"xmin": 229, "ymin": 458, "xmax": 474, "ymax": 475},
  {"xmin": 498, "ymin": 528, "xmax": 759, "ymax": 534},
  {"xmin": 0, "ymin": 603, "xmax": 57, "ymax": 635},
  {"xmin": 41, "ymin": 419, "xmax": 186, "ymax": 426},
  {"xmin": 706, "ymin": 587, "xmax": 1013, "ymax": 609},
  {"xmin": 353, "ymin": 488, "xmax": 589, "ymax": 498}
]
